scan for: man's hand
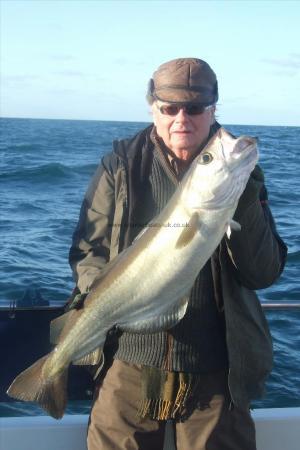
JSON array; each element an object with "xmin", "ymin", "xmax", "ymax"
[
  {"xmin": 65, "ymin": 287, "xmax": 87, "ymax": 311},
  {"xmin": 233, "ymin": 165, "xmax": 265, "ymax": 221}
]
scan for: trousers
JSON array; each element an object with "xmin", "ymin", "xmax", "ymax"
[{"xmin": 87, "ymin": 359, "xmax": 256, "ymax": 450}]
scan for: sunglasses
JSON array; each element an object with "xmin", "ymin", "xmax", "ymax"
[{"xmin": 157, "ymin": 103, "xmax": 213, "ymax": 116}]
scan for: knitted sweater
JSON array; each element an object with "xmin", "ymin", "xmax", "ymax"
[{"xmin": 114, "ymin": 143, "xmax": 228, "ymax": 373}]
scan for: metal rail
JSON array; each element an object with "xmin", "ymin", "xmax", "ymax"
[
  {"xmin": 1, "ymin": 303, "xmax": 300, "ymax": 313},
  {"xmin": 261, "ymin": 302, "xmax": 300, "ymax": 310}
]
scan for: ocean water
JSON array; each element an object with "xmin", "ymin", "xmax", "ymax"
[{"xmin": 0, "ymin": 117, "xmax": 299, "ymax": 415}]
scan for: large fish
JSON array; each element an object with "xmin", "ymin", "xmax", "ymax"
[{"xmin": 7, "ymin": 127, "xmax": 258, "ymax": 418}]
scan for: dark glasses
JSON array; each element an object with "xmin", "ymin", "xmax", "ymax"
[{"xmin": 158, "ymin": 103, "xmax": 212, "ymax": 116}]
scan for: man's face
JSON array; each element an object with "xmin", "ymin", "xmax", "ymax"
[{"xmin": 152, "ymin": 101, "xmax": 215, "ymax": 160}]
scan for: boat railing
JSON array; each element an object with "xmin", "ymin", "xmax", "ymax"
[
  {"xmin": 261, "ymin": 302, "xmax": 300, "ymax": 310},
  {"xmin": 1, "ymin": 302, "xmax": 300, "ymax": 314}
]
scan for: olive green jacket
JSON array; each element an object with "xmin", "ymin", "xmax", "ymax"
[{"xmin": 69, "ymin": 125, "xmax": 287, "ymax": 407}]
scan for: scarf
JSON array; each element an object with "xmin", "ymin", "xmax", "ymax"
[{"xmin": 138, "ymin": 366, "xmax": 227, "ymax": 421}]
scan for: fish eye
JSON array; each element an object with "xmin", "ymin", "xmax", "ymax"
[{"xmin": 199, "ymin": 152, "xmax": 213, "ymax": 164}]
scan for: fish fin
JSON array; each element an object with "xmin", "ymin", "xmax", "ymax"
[
  {"xmin": 51, "ymin": 311, "xmax": 104, "ymax": 366},
  {"xmin": 175, "ymin": 212, "xmax": 200, "ymax": 249},
  {"xmin": 226, "ymin": 225, "xmax": 231, "ymax": 239},
  {"xmin": 6, "ymin": 354, "xmax": 68, "ymax": 419},
  {"xmin": 50, "ymin": 309, "xmax": 83, "ymax": 345},
  {"xmin": 50, "ymin": 310, "xmax": 77, "ymax": 345},
  {"xmin": 120, "ymin": 296, "xmax": 189, "ymax": 333},
  {"xmin": 93, "ymin": 354, "xmax": 106, "ymax": 380},
  {"xmin": 73, "ymin": 348, "xmax": 103, "ymax": 366},
  {"xmin": 230, "ymin": 219, "xmax": 241, "ymax": 231},
  {"xmin": 226, "ymin": 219, "xmax": 241, "ymax": 238}
]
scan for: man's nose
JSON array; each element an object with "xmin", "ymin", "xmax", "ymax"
[{"xmin": 174, "ymin": 108, "xmax": 189, "ymax": 121}]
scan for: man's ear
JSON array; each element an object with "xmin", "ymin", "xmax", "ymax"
[
  {"xmin": 210, "ymin": 105, "xmax": 216, "ymax": 125},
  {"xmin": 151, "ymin": 104, "xmax": 157, "ymax": 126}
]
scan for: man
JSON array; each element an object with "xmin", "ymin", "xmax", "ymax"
[{"xmin": 69, "ymin": 58, "xmax": 287, "ymax": 450}]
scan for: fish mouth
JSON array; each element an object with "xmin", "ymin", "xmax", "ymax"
[
  {"xmin": 236, "ymin": 137, "xmax": 257, "ymax": 153},
  {"xmin": 229, "ymin": 141, "xmax": 258, "ymax": 173},
  {"xmin": 200, "ymin": 142, "xmax": 258, "ymax": 210},
  {"xmin": 218, "ymin": 130, "xmax": 258, "ymax": 165}
]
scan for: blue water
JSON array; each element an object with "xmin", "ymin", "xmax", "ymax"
[{"xmin": 0, "ymin": 117, "xmax": 299, "ymax": 415}]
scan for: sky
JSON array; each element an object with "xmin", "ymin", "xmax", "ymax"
[{"xmin": 1, "ymin": 0, "xmax": 300, "ymax": 126}]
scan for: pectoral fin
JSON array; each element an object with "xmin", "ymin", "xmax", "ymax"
[
  {"xmin": 226, "ymin": 219, "xmax": 241, "ymax": 238},
  {"xmin": 175, "ymin": 212, "xmax": 201, "ymax": 249}
]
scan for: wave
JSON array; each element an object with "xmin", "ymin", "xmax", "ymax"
[
  {"xmin": 3, "ymin": 143, "xmax": 43, "ymax": 153},
  {"xmin": 1, "ymin": 162, "xmax": 97, "ymax": 182}
]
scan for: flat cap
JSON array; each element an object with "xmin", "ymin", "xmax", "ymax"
[{"xmin": 147, "ymin": 58, "xmax": 218, "ymax": 104}]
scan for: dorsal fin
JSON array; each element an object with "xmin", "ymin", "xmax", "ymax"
[{"xmin": 50, "ymin": 309, "xmax": 81, "ymax": 345}]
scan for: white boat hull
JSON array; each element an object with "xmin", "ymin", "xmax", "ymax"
[{"xmin": 1, "ymin": 408, "xmax": 300, "ymax": 450}]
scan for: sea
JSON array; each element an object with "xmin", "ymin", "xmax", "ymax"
[{"xmin": 0, "ymin": 117, "xmax": 299, "ymax": 417}]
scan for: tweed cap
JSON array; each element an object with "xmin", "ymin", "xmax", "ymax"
[{"xmin": 147, "ymin": 58, "xmax": 218, "ymax": 104}]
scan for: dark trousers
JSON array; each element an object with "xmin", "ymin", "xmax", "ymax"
[{"xmin": 87, "ymin": 359, "xmax": 256, "ymax": 450}]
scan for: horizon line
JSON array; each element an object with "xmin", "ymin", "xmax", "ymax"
[{"xmin": 0, "ymin": 116, "xmax": 299, "ymax": 128}]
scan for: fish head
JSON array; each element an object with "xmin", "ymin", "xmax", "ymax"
[{"xmin": 183, "ymin": 127, "xmax": 259, "ymax": 211}]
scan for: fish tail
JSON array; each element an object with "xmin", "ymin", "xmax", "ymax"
[{"xmin": 6, "ymin": 354, "xmax": 68, "ymax": 419}]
